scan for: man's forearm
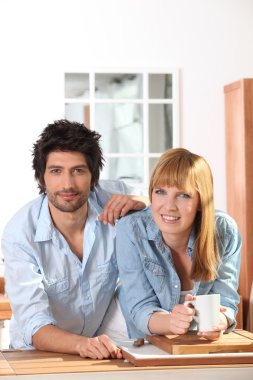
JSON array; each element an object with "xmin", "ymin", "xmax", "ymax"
[
  {"xmin": 32, "ymin": 324, "xmax": 122, "ymax": 359},
  {"xmin": 32, "ymin": 324, "xmax": 87, "ymax": 354}
]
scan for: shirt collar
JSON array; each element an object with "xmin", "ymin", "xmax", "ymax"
[
  {"xmin": 145, "ymin": 206, "xmax": 197, "ymax": 255},
  {"xmin": 34, "ymin": 194, "xmax": 103, "ymax": 243},
  {"xmin": 34, "ymin": 196, "xmax": 54, "ymax": 242}
]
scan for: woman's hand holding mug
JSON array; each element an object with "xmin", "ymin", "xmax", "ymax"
[{"xmin": 184, "ymin": 294, "xmax": 228, "ymax": 341}]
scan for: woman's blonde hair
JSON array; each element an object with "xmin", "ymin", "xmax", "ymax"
[{"xmin": 149, "ymin": 148, "xmax": 219, "ymax": 282}]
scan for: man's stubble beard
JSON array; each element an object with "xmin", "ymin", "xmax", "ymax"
[{"xmin": 47, "ymin": 191, "xmax": 89, "ymax": 213}]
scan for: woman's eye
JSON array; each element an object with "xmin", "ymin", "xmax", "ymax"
[
  {"xmin": 154, "ymin": 188, "xmax": 166, "ymax": 195},
  {"xmin": 178, "ymin": 193, "xmax": 191, "ymax": 198}
]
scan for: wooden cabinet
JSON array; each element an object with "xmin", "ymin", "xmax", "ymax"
[{"xmin": 224, "ymin": 79, "xmax": 253, "ymax": 329}]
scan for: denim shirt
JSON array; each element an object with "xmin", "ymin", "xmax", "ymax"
[
  {"xmin": 1, "ymin": 180, "xmax": 138, "ymax": 349},
  {"xmin": 116, "ymin": 207, "xmax": 241, "ymax": 337}
]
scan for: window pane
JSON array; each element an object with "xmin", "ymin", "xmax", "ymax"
[
  {"xmin": 149, "ymin": 104, "xmax": 173, "ymax": 153},
  {"xmin": 149, "ymin": 74, "xmax": 172, "ymax": 99},
  {"xmin": 65, "ymin": 103, "xmax": 90, "ymax": 128},
  {"xmin": 95, "ymin": 74, "xmax": 142, "ymax": 98},
  {"xmin": 100, "ymin": 157, "xmax": 144, "ymax": 185},
  {"xmin": 65, "ymin": 73, "xmax": 89, "ymax": 98},
  {"xmin": 95, "ymin": 103, "xmax": 143, "ymax": 153},
  {"xmin": 149, "ymin": 157, "xmax": 160, "ymax": 177}
]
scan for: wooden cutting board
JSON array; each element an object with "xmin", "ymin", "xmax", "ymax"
[{"xmin": 146, "ymin": 329, "xmax": 253, "ymax": 355}]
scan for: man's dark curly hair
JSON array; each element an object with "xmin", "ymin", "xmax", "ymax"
[{"xmin": 32, "ymin": 119, "xmax": 104, "ymax": 194}]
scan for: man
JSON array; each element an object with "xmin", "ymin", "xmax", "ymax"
[{"xmin": 1, "ymin": 120, "xmax": 146, "ymax": 359}]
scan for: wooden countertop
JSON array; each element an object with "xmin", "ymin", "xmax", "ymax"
[
  {"xmin": 0, "ymin": 294, "xmax": 12, "ymax": 320},
  {"xmin": 1, "ymin": 349, "xmax": 253, "ymax": 377}
]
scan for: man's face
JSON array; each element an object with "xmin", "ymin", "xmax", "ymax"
[{"xmin": 43, "ymin": 151, "xmax": 92, "ymax": 213}]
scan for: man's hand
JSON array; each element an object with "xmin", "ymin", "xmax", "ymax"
[
  {"xmin": 98, "ymin": 194, "xmax": 148, "ymax": 225},
  {"xmin": 77, "ymin": 334, "xmax": 122, "ymax": 359}
]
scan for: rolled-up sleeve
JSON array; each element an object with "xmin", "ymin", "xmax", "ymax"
[
  {"xmin": 2, "ymin": 236, "xmax": 57, "ymax": 347},
  {"xmin": 213, "ymin": 213, "xmax": 242, "ymax": 331}
]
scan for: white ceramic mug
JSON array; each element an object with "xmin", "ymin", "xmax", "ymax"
[{"xmin": 184, "ymin": 294, "xmax": 220, "ymax": 332}]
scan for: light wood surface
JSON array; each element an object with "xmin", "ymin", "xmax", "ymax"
[
  {"xmin": 224, "ymin": 79, "xmax": 253, "ymax": 329},
  {"xmin": 1, "ymin": 350, "xmax": 132, "ymax": 376},
  {"xmin": 0, "ymin": 277, "xmax": 5, "ymax": 295},
  {"xmin": 0, "ymin": 295, "xmax": 12, "ymax": 320},
  {"xmin": 0, "ymin": 348, "xmax": 253, "ymax": 376},
  {"xmin": 1, "ymin": 368, "xmax": 253, "ymax": 380},
  {"xmin": 0, "ymin": 352, "xmax": 15, "ymax": 376}
]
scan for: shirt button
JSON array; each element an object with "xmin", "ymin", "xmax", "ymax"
[{"xmin": 174, "ymin": 285, "xmax": 178, "ymax": 288}]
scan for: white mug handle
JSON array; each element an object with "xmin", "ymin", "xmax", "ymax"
[{"xmin": 184, "ymin": 300, "xmax": 199, "ymax": 324}]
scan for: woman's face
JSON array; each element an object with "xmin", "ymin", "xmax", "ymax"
[{"xmin": 151, "ymin": 185, "xmax": 200, "ymax": 245}]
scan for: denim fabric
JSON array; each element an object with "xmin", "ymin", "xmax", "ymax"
[{"xmin": 116, "ymin": 207, "xmax": 241, "ymax": 337}]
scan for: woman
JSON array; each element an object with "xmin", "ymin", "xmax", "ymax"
[{"xmin": 116, "ymin": 148, "xmax": 241, "ymax": 341}]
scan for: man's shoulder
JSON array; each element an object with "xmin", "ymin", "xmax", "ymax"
[{"xmin": 3, "ymin": 196, "xmax": 46, "ymax": 236}]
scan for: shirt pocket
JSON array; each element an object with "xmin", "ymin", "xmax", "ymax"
[
  {"xmin": 44, "ymin": 278, "xmax": 70, "ymax": 299},
  {"xmin": 143, "ymin": 259, "xmax": 166, "ymax": 293},
  {"xmin": 95, "ymin": 260, "xmax": 117, "ymax": 282},
  {"xmin": 89, "ymin": 259, "xmax": 118, "ymax": 293}
]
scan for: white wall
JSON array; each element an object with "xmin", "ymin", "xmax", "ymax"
[{"xmin": 0, "ymin": 0, "xmax": 253, "ymax": 252}]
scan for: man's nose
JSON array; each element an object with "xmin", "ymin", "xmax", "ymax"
[{"xmin": 62, "ymin": 173, "xmax": 74, "ymax": 188}]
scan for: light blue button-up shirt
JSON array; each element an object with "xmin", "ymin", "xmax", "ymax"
[
  {"xmin": 116, "ymin": 207, "xmax": 241, "ymax": 337},
  {"xmin": 2, "ymin": 180, "xmax": 139, "ymax": 349}
]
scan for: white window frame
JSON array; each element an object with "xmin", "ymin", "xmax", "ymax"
[{"xmin": 64, "ymin": 68, "xmax": 180, "ymax": 190}]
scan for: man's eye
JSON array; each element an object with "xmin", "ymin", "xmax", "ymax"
[
  {"xmin": 50, "ymin": 169, "xmax": 60, "ymax": 174},
  {"xmin": 74, "ymin": 168, "xmax": 84, "ymax": 173}
]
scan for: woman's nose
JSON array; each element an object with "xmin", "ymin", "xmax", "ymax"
[{"xmin": 165, "ymin": 197, "xmax": 178, "ymax": 211}]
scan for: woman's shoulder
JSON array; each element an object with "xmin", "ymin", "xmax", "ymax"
[
  {"xmin": 214, "ymin": 210, "xmax": 241, "ymax": 252},
  {"xmin": 117, "ymin": 206, "xmax": 153, "ymax": 232},
  {"xmin": 214, "ymin": 210, "xmax": 239, "ymax": 232}
]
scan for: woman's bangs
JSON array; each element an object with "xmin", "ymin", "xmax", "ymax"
[{"xmin": 153, "ymin": 160, "xmax": 195, "ymax": 192}]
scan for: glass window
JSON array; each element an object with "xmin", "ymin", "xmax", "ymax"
[
  {"xmin": 65, "ymin": 73, "xmax": 89, "ymax": 98},
  {"xmin": 65, "ymin": 103, "xmax": 90, "ymax": 127},
  {"xmin": 149, "ymin": 74, "xmax": 172, "ymax": 99},
  {"xmin": 64, "ymin": 70, "xmax": 179, "ymax": 190},
  {"xmin": 149, "ymin": 104, "xmax": 173, "ymax": 153},
  {"xmin": 95, "ymin": 73, "xmax": 142, "ymax": 99},
  {"xmin": 95, "ymin": 103, "xmax": 143, "ymax": 154},
  {"xmin": 149, "ymin": 157, "xmax": 160, "ymax": 177},
  {"xmin": 101, "ymin": 157, "xmax": 144, "ymax": 185}
]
